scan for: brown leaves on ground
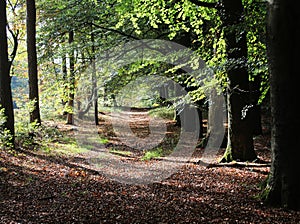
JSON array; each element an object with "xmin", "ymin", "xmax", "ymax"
[{"xmin": 1, "ymin": 110, "xmax": 299, "ymax": 223}]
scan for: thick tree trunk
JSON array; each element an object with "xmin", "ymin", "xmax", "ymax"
[
  {"xmin": 265, "ymin": 0, "xmax": 300, "ymax": 210},
  {"xmin": 26, "ymin": 0, "xmax": 41, "ymax": 124},
  {"xmin": 220, "ymin": 0, "xmax": 257, "ymax": 162},
  {"xmin": 0, "ymin": 0, "xmax": 15, "ymax": 145},
  {"xmin": 66, "ymin": 31, "xmax": 75, "ymax": 125}
]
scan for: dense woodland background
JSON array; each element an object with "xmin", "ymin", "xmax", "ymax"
[{"xmin": 1, "ymin": 0, "xmax": 300, "ymax": 222}]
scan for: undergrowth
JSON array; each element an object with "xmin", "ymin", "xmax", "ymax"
[
  {"xmin": 0, "ymin": 102, "xmax": 82, "ymax": 156},
  {"xmin": 141, "ymin": 147, "xmax": 173, "ymax": 161},
  {"xmin": 148, "ymin": 106, "xmax": 175, "ymax": 120}
]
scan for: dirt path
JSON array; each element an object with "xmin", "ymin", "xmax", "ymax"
[
  {"xmin": 1, "ymin": 108, "xmax": 299, "ymax": 223},
  {"xmin": 97, "ymin": 108, "xmax": 181, "ymax": 155},
  {"xmin": 79, "ymin": 108, "xmax": 194, "ymax": 185}
]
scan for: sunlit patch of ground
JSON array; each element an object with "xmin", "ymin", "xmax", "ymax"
[{"xmin": 1, "ymin": 108, "xmax": 298, "ymax": 224}]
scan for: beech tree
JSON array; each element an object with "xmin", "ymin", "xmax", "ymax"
[
  {"xmin": 37, "ymin": 0, "xmax": 266, "ymax": 162},
  {"xmin": 176, "ymin": 0, "xmax": 258, "ymax": 162},
  {"xmin": 26, "ymin": 0, "xmax": 41, "ymax": 124},
  {"xmin": 218, "ymin": 0, "xmax": 257, "ymax": 162},
  {"xmin": 0, "ymin": 0, "xmax": 15, "ymax": 145},
  {"xmin": 264, "ymin": 0, "xmax": 300, "ymax": 210},
  {"xmin": 37, "ymin": 0, "xmax": 115, "ymax": 123}
]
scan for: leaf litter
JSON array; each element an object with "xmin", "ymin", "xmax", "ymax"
[{"xmin": 1, "ymin": 110, "xmax": 299, "ymax": 223}]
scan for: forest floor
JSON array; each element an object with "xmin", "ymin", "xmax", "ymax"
[{"xmin": 1, "ymin": 108, "xmax": 300, "ymax": 223}]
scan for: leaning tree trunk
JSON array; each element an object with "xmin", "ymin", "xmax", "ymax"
[
  {"xmin": 264, "ymin": 0, "xmax": 300, "ymax": 210},
  {"xmin": 0, "ymin": 0, "xmax": 15, "ymax": 145},
  {"xmin": 220, "ymin": 0, "xmax": 257, "ymax": 162},
  {"xmin": 26, "ymin": 0, "xmax": 41, "ymax": 124},
  {"xmin": 66, "ymin": 30, "xmax": 75, "ymax": 125}
]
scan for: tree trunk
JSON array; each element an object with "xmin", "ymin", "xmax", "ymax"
[
  {"xmin": 91, "ymin": 28, "xmax": 99, "ymax": 125},
  {"xmin": 77, "ymin": 29, "xmax": 99, "ymax": 123},
  {"xmin": 264, "ymin": 0, "xmax": 300, "ymax": 210},
  {"xmin": 220, "ymin": 0, "xmax": 257, "ymax": 162},
  {"xmin": 0, "ymin": 0, "xmax": 15, "ymax": 145},
  {"xmin": 103, "ymin": 87, "xmax": 108, "ymax": 107},
  {"xmin": 66, "ymin": 30, "xmax": 75, "ymax": 125},
  {"xmin": 61, "ymin": 54, "xmax": 68, "ymax": 107},
  {"xmin": 250, "ymin": 74, "xmax": 262, "ymax": 135},
  {"xmin": 26, "ymin": 0, "xmax": 41, "ymax": 124}
]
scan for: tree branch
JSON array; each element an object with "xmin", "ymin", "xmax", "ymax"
[
  {"xmin": 188, "ymin": 0, "xmax": 219, "ymax": 9},
  {"xmin": 6, "ymin": 24, "xmax": 19, "ymax": 71},
  {"xmin": 89, "ymin": 22, "xmax": 140, "ymax": 40}
]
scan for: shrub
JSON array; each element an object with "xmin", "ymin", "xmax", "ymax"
[{"xmin": 0, "ymin": 107, "xmax": 13, "ymax": 149}]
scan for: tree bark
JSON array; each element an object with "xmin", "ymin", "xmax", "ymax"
[
  {"xmin": 66, "ymin": 30, "xmax": 75, "ymax": 125},
  {"xmin": 91, "ymin": 28, "xmax": 99, "ymax": 125},
  {"xmin": 265, "ymin": 0, "xmax": 300, "ymax": 210},
  {"xmin": 26, "ymin": 0, "xmax": 41, "ymax": 124},
  {"xmin": 61, "ymin": 54, "xmax": 68, "ymax": 107},
  {"xmin": 0, "ymin": 0, "xmax": 15, "ymax": 145},
  {"xmin": 219, "ymin": 0, "xmax": 257, "ymax": 162},
  {"xmin": 250, "ymin": 74, "xmax": 262, "ymax": 135}
]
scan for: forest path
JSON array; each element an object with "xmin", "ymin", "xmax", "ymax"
[
  {"xmin": 1, "ymin": 108, "xmax": 295, "ymax": 224},
  {"xmin": 96, "ymin": 107, "xmax": 183, "ymax": 158},
  {"xmin": 78, "ymin": 107, "xmax": 197, "ymax": 184}
]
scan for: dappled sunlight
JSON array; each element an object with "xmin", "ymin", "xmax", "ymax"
[
  {"xmin": 1, "ymin": 108, "xmax": 299, "ymax": 223},
  {"xmin": 0, "ymin": 146, "xmax": 298, "ymax": 223}
]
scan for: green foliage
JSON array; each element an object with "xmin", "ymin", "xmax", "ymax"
[
  {"xmin": 4, "ymin": 0, "xmax": 269, "ymax": 152},
  {"xmin": 148, "ymin": 106, "xmax": 175, "ymax": 120},
  {"xmin": 0, "ymin": 108, "xmax": 13, "ymax": 149},
  {"xmin": 141, "ymin": 147, "xmax": 164, "ymax": 161},
  {"xmin": 14, "ymin": 101, "xmax": 69, "ymax": 151},
  {"xmin": 13, "ymin": 100, "xmax": 84, "ymax": 155},
  {"xmin": 256, "ymin": 182, "xmax": 271, "ymax": 201},
  {"xmin": 219, "ymin": 146, "xmax": 233, "ymax": 163},
  {"xmin": 36, "ymin": 0, "xmax": 122, "ymax": 119},
  {"xmin": 244, "ymin": 0, "xmax": 269, "ymax": 104},
  {"xmin": 14, "ymin": 101, "xmax": 39, "ymax": 148},
  {"xmin": 114, "ymin": 0, "xmax": 268, "ymax": 106},
  {"xmin": 141, "ymin": 147, "xmax": 173, "ymax": 161},
  {"xmin": 42, "ymin": 141, "xmax": 88, "ymax": 156},
  {"xmin": 39, "ymin": 80, "xmax": 67, "ymax": 120},
  {"xmin": 99, "ymin": 137, "xmax": 109, "ymax": 144}
]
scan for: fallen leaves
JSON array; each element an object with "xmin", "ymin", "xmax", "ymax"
[{"xmin": 1, "ymin": 111, "xmax": 299, "ymax": 223}]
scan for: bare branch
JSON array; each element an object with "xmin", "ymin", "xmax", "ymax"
[
  {"xmin": 6, "ymin": 23, "xmax": 19, "ymax": 71},
  {"xmin": 7, "ymin": 0, "xmax": 20, "ymax": 13}
]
